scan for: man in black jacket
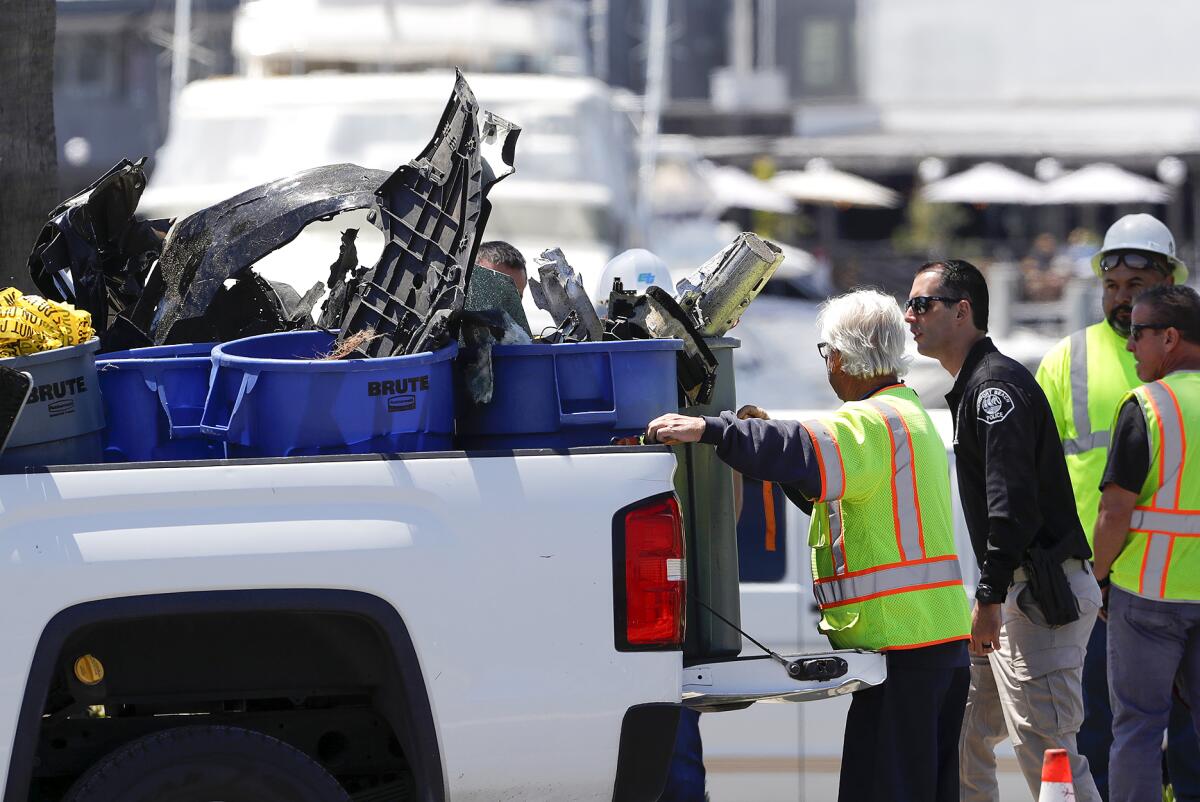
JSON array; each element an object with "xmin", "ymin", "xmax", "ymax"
[{"xmin": 905, "ymin": 259, "xmax": 1101, "ymax": 802}]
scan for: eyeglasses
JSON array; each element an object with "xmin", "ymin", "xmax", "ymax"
[
  {"xmin": 1099, "ymin": 251, "xmax": 1168, "ymax": 273},
  {"xmin": 904, "ymin": 296, "xmax": 962, "ymax": 315},
  {"xmin": 817, "ymin": 341, "xmax": 832, "ymax": 359},
  {"xmin": 1129, "ymin": 322, "xmax": 1173, "ymax": 342}
]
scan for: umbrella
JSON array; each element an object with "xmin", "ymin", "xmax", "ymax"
[
  {"xmin": 921, "ymin": 162, "xmax": 1044, "ymax": 205},
  {"xmin": 769, "ymin": 159, "xmax": 900, "ymax": 209},
  {"xmin": 700, "ymin": 163, "xmax": 795, "ymax": 214},
  {"xmin": 1041, "ymin": 163, "xmax": 1172, "ymax": 204}
]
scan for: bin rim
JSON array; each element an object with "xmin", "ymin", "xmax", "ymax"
[
  {"xmin": 488, "ymin": 339, "xmax": 685, "ymax": 356},
  {"xmin": 97, "ymin": 342, "xmax": 216, "ymax": 365},
  {"xmin": 212, "ymin": 329, "xmax": 458, "ymax": 373},
  {"xmin": 0, "ymin": 337, "xmax": 100, "ymax": 367}
]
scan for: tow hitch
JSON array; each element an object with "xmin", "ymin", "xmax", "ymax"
[{"xmin": 785, "ymin": 655, "xmax": 847, "ymax": 682}]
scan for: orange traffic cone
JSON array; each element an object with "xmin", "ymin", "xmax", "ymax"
[{"xmin": 1038, "ymin": 748, "xmax": 1075, "ymax": 802}]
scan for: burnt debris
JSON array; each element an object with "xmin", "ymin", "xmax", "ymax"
[
  {"xmin": 674, "ymin": 232, "xmax": 784, "ymax": 337},
  {"xmin": 28, "ymin": 158, "xmax": 168, "ymax": 337},
  {"xmin": 29, "ymin": 71, "xmax": 520, "ymax": 358},
  {"xmin": 527, "ymin": 248, "xmax": 604, "ymax": 343},
  {"xmin": 149, "ymin": 163, "xmax": 390, "ymax": 345},
  {"xmin": 334, "ymin": 72, "xmax": 520, "ymax": 358},
  {"xmin": 24, "ymin": 68, "xmax": 783, "ymax": 419}
]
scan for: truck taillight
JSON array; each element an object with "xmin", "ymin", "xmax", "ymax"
[{"xmin": 615, "ymin": 494, "xmax": 685, "ymax": 650}]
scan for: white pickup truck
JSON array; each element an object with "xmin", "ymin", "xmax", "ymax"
[{"xmin": 0, "ymin": 440, "xmax": 885, "ymax": 802}]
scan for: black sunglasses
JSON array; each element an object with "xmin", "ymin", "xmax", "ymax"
[
  {"xmin": 1129, "ymin": 322, "xmax": 1173, "ymax": 341},
  {"xmin": 1099, "ymin": 252, "xmax": 1168, "ymax": 273},
  {"xmin": 817, "ymin": 341, "xmax": 832, "ymax": 359},
  {"xmin": 904, "ymin": 296, "xmax": 963, "ymax": 315}
]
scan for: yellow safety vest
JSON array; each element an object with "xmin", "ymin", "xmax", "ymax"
[
  {"xmin": 803, "ymin": 384, "xmax": 971, "ymax": 651},
  {"xmin": 1110, "ymin": 372, "xmax": 1200, "ymax": 601},
  {"xmin": 1036, "ymin": 322, "xmax": 1140, "ymax": 545}
]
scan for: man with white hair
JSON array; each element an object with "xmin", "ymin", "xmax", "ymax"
[{"xmin": 647, "ymin": 288, "xmax": 972, "ymax": 802}]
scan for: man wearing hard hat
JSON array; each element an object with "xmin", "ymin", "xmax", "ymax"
[{"xmin": 1036, "ymin": 213, "xmax": 1199, "ymax": 799}]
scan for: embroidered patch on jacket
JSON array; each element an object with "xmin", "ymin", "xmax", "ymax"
[{"xmin": 977, "ymin": 387, "xmax": 1015, "ymax": 425}]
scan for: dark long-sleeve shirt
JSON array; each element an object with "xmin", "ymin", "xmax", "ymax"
[
  {"xmin": 700, "ymin": 412, "xmax": 822, "ymax": 495},
  {"xmin": 699, "ymin": 383, "xmax": 905, "ymax": 512},
  {"xmin": 945, "ymin": 337, "xmax": 1092, "ymax": 604}
]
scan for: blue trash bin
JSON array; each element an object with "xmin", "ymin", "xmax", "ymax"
[
  {"xmin": 201, "ymin": 330, "xmax": 457, "ymax": 458},
  {"xmin": 456, "ymin": 339, "xmax": 683, "ymax": 449},
  {"xmin": 95, "ymin": 342, "xmax": 222, "ymax": 462}
]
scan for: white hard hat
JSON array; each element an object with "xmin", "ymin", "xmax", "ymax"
[
  {"xmin": 596, "ymin": 249, "xmax": 668, "ymax": 309},
  {"xmin": 1091, "ymin": 213, "xmax": 1188, "ymax": 284}
]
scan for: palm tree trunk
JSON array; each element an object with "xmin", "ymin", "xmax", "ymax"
[{"xmin": 0, "ymin": 0, "xmax": 56, "ymax": 292}]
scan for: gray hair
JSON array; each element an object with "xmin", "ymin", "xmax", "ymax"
[{"xmin": 816, "ymin": 288, "xmax": 911, "ymax": 378}]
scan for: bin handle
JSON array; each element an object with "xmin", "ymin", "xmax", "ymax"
[
  {"xmin": 553, "ymin": 352, "xmax": 618, "ymax": 428},
  {"xmin": 151, "ymin": 382, "xmax": 204, "ymax": 439},
  {"xmin": 200, "ymin": 370, "xmax": 258, "ymax": 436}
]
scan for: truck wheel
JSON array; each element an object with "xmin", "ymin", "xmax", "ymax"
[{"xmin": 62, "ymin": 724, "xmax": 351, "ymax": 802}]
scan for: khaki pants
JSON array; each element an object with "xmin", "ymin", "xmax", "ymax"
[{"xmin": 959, "ymin": 561, "xmax": 1103, "ymax": 802}]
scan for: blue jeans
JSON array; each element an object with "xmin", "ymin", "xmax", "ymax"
[
  {"xmin": 1084, "ymin": 619, "xmax": 1200, "ymax": 801},
  {"xmin": 658, "ymin": 708, "xmax": 705, "ymax": 802},
  {"xmin": 1108, "ymin": 588, "xmax": 1200, "ymax": 802}
]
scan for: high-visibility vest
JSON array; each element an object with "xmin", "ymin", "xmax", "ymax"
[
  {"xmin": 802, "ymin": 384, "xmax": 971, "ymax": 651},
  {"xmin": 1110, "ymin": 371, "xmax": 1200, "ymax": 601},
  {"xmin": 1036, "ymin": 322, "xmax": 1141, "ymax": 546}
]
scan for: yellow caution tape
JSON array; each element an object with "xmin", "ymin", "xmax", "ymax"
[{"xmin": 0, "ymin": 288, "xmax": 94, "ymax": 356}]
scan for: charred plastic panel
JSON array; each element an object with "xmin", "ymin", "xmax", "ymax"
[
  {"xmin": 28, "ymin": 158, "xmax": 169, "ymax": 334},
  {"xmin": 335, "ymin": 70, "xmax": 519, "ymax": 358},
  {"xmin": 527, "ymin": 248, "xmax": 604, "ymax": 343},
  {"xmin": 149, "ymin": 164, "xmax": 390, "ymax": 345}
]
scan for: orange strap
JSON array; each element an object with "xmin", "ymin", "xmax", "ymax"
[{"xmin": 762, "ymin": 482, "xmax": 776, "ymax": 552}]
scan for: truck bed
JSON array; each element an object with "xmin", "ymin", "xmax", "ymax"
[{"xmin": 0, "ymin": 446, "xmax": 681, "ymax": 802}]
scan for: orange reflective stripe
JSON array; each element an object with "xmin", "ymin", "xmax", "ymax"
[
  {"xmin": 812, "ymin": 555, "xmax": 963, "ymax": 608},
  {"xmin": 1166, "ymin": 381, "xmax": 1187, "ymax": 510},
  {"xmin": 1136, "ymin": 382, "xmax": 1191, "ymax": 597},
  {"xmin": 865, "ymin": 397, "xmax": 925, "ymax": 561},
  {"xmin": 1139, "ymin": 533, "xmax": 1172, "ymax": 597},
  {"xmin": 895, "ymin": 411, "xmax": 928, "ymax": 556},
  {"xmin": 1131, "ymin": 507, "xmax": 1200, "ymax": 535},
  {"xmin": 830, "ymin": 499, "xmax": 847, "ymax": 576},
  {"xmin": 820, "ymin": 580, "xmax": 964, "ymax": 609},
  {"xmin": 1162, "ymin": 536, "xmax": 1177, "ymax": 598},
  {"xmin": 803, "ymin": 418, "xmax": 848, "ymax": 576},
  {"xmin": 801, "ymin": 419, "xmax": 845, "ymax": 501},
  {"xmin": 813, "ymin": 552, "xmax": 958, "ymax": 583},
  {"xmin": 1141, "ymin": 382, "xmax": 1184, "ymax": 509}
]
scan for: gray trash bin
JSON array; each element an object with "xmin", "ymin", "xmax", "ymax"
[
  {"xmin": 675, "ymin": 337, "xmax": 743, "ymax": 659},
  {"xmin": 0, "ymin": 338, "xmax": 105, "ymax": 471}
]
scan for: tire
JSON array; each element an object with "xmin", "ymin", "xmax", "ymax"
[{"xmin": 62, "ymin": 724, "xmax": 351, "ymax": 802}]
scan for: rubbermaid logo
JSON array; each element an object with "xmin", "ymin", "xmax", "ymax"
[
  {"xmin": 368, "ymin": 375, "xmax": 429, "ymax": 412},
  {"xmin": 387, "ymin": 394, "xmax": 417, "ymax": 413},
  {"xmin": 48, "ymin": 399, "xmax": 75, "ymax": 418}
]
